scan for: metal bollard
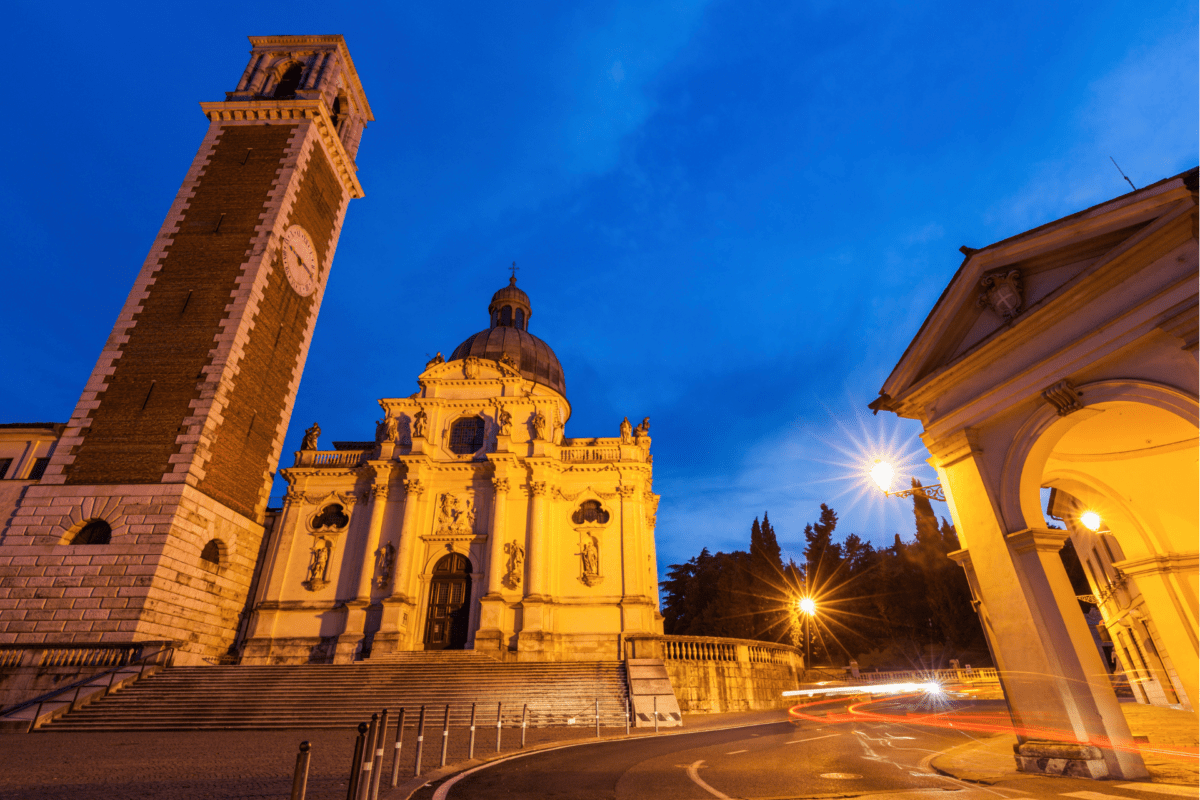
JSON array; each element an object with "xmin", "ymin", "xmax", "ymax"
[
  {"xmin": 413, "ymin": 705, "xmax": 426, "ymax": 777},
  {"xmin": 346, "ymin": 723, "xmax": 368, "ymax": 800},
  {"xmin": 468, "ymin": 702, "xmax": 477, "ymax": 760},
  {"xmin": 625, "ymin": 696, "xmax": 630, "ymax": 735},
  {"xmin": 440, "ymin": 704, "xmax": 450, "ymax": 768},
  {"xmin": 653, "ymin": 696, "xmax": 659, "ymax": 734},
  {"xmin": 291, "ymin": 741, "xmax": 311, "ymax": 800},
  {"xmin": 520, "ymin": 703, "xmax": 528, "ymax": 748},
  {"xmin": 595, "ymin": 699, "xmax": 600, "ymax": 738},
  {"xmin": 358, "ymin": 713, "xmax": 378, "ymax": 800},
  {"xmin": 390, "ymin": 708, "xmax": 405, "ymax": 788},
  {"xmin": 495, "ymin": 702, "xmax": 502, "ymax": 752},
  {"xmin": 369, "ymin": 708, "xmax": 388, "ymax": 800}
]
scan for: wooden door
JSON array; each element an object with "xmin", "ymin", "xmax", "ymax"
[{"xmin": 424, "ymin": 553, "xmax": 472, "ymax": 650}]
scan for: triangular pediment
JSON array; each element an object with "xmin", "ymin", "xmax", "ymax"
[{"xmin": 875, "ymin": 168, "xmax": 1198, "ymax": 416}]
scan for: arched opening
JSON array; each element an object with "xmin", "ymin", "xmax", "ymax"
[
  {"xmin": 424, "ymin": 552, "xmax": 473, "ymax": 650},
  {"xmin": 499, "ymin": 305, "xmax": 513, "ymax": 326},
  {"xmin": 201, "ymin": 539, "xmax": 222, "ymax": 569},
  {"xmin": 448, "ymin": 417, "xmax": 485, "ymax": 455},
  {"xmin": 331, "ymin": 94, "xmax": 343, "ymax": 129},
  {"xmin": 273, "ymin": 63, "xmax": 304, "ymax": 98},
  {"xmin": 1025, "ymin": 399, "xmax": 1199, "ymax": 712},
  {"xmin": 70, "ymin": 520, "xmax": 112, "ymax": 545},
  {"xmin": 515, "ymin": 308, "xmax": 525, "ymax": 330}
]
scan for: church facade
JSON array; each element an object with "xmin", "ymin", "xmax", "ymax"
[{"xmin": 243, "ymin": 277, "xmax": 663, "ymax": 664}]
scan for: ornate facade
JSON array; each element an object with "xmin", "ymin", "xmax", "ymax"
[{"xmin": 242, "ymin": 278, "xmax": 663, "ymax": 664}]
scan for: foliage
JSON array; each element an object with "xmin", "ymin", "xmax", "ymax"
[{"xmin": 661, "ymin": 489, "xmax": 991, "ymax": 668}]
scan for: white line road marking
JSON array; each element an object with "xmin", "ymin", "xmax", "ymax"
[
  {"xmin": 1064, "ymin": 792, "xmax": 1150, "ymax": 800},
  {"xmin": 726, "ymin": 749, "xmax": 748, "ymax": 754},
  {"xmin": 686, "ymin": 759, "xmax": 732, "ymax": 800},
  {"xmin": 787, "ymin": 733, "xmax": 840, "ymax": 745},
  {"xmin": 1116, "ymin": 785, "xmax": 1199, "ymax": 797}
]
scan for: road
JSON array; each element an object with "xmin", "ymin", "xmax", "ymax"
[{"xmin": 412, "ymin": 699, "xmax": 1193, "ymax": 800}]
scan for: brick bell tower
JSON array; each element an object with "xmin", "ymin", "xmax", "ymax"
[{"xmin": 0, "ymin": 36, "xmax": 371, "ymax": 664}]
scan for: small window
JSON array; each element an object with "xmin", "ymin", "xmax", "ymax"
[
  {"xmin": 499, "ymin": 305, "xmax": 513, "ymax": 326},
  {"xmin": 273, "ymin": 63, "xmax": 304, "ymax": 98},
  {"xmin": 572, "ymin": 500, "xmax": 610, "ymax": 525},
  {"xmin": 515, "ymin": 309, "xmax": 525, "ymax": 329},
  {"xmin": 201, "ymin": 540, "xmax": 221, "ymax": 566},
  {"xmin": 448, "ymin": 417, "xmax": 485, "ymax": 455},
  {"xmin": 312, "ymin": 504, "xmax": 350, "ymax": 531},
  {"xmin": 71, "ymin": 520, "xmax": 112, "ymax": 545},
  {"xmin": 27, "ymin": 457, "xmax": 50, "ymax": 480},
  {"xmin": 0, "ymin": 458, "xmax": 11, "ymax": 479}
]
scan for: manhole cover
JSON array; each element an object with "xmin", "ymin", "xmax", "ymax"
[{"xmin": 820, "ymin": 773, "xmax": 862, "ymax": 779}]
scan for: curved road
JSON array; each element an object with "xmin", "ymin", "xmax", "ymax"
[{"xmin": 414, "ymin": 706, "xmax": 1002, "ymax": 800}]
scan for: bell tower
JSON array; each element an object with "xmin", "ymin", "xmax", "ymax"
[{"xmin": 0, "ymin": 36, "xmax": 372, "ymax": 664}]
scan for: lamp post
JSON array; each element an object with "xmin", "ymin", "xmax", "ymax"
[
  {"xmin": 797, "ymin": 596, "xmax": 816, "ymax": 671},
  {"xmin": 869, "ymin": 459, "xmax": 946, "ymax": 501}
]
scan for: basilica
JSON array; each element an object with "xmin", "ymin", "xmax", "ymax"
[{"xmin": 244, "ymin": 277, "xmax": 664, "ymax": 663}]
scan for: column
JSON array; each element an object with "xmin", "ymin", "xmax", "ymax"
[
  {"xmin": 931, "ymin": 429, "xmax": 1146, "ymax": 779},
  {"xmin": 486, "ymin": 477, "xmax": 510, "ymax": 594},
  {"xmin": 525, "ymin": 481, "xmax": 548, "ymax": 598},
  {"xmin": 391, "ymin": 477, "xmax": 426, "ymax": 603},
  {"xmin": 617, "ymin": 485, "xmax": 640, "ymax": 598},
  {"xmin": 353, "ymin": 480, "xmax": 390, "ymax": 602}
]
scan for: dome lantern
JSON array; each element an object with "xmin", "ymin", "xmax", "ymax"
[{"xmin": 488, "ymin": 276, "xmax": 531, "ymax": 331}]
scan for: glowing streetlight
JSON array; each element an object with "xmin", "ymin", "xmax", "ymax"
[
  {"xmin": 868, "ymin": 459, "xmax": 946, "ymax": 501},
  {"xmin": 1079, "ymin": 511, "xmax": 1111, "ymax": 533},
  {"xmin": 796, "ymin": 597, "xmax": 817, "ymax": 670}
]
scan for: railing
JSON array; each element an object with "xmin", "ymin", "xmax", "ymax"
[
  {"xmin": 293, "ymin": 449, "xmax": 370, "ymax": 468},
  {"xmin": 560, "ymin": 447, "xmax": 622, "ymax": 463},
  {"xmin": 627, "ymin": 634, "xmax": 802, "ymax": 667},
  {"xmin": 0, "ymin": 640, "xmax": 170, "ymax": 670},
  {"xmin": 850, "ymin": 667, "xmax": 1000, "ymax": 684},
  {"xmin": 0, "ymin": 642, "xmax": 175, "ymax": 729}
]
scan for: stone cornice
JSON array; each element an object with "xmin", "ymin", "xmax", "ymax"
[
  {"xmin": 1116, "ymin": 552, "xmax": 1198, "ymax": 578},
  {"xmin": 1006, "ymin": 527, "xmax": 1070, "ymax": 554},
  {"xmin": 199, "ymin": 99, "xmax": 365, "ymax": 199}
]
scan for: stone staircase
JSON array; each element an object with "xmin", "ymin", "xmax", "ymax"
[{"xmin": 42, "ymin": 651, "xmax": 630, "ymax": 731}]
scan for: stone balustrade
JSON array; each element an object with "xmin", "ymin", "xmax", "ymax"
[{"xmin": 292, "ymin": 449, "xmax": 370, "ymax": 468}]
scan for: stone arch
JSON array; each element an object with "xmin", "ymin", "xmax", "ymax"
[
  {"xmin": 200, "ymin": 538, "xmax": 226, "ymax": 571},
  {"xmin": 1002, "ymin": 379, "xmax": 1199, "ymax": 536},
  {"xmin": 270, "ymin": 60, "xmax": 305, "ymax": 98},
  {"xmin": 62, "ymin": 518, "xmax": 112, "ymax": 545}
]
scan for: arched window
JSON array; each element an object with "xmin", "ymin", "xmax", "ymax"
[
  {"xmin": 71, "ymin": 520, "xmax": 112, "ymax": 545},
  {"xmin": 273, "ymin": 63, "xmax": 304, "ymax": 98},
  {"xmin": 448, "ymin": 417, "xmax": 485, "ymax": 455},
  {"xmin": 201, "ymin": 540, "xmax": 222, "ymax": 566},
  {"xmin": 312, "ymin": 504, "xmax": 350, "ymax": 531},
  {"xmin": 515, "ymin": 309, "xmax": 525, "ymax": 329},
  {"xmin": 499, "ymin": 305, "xmax": 513, "ymax": 326},
  {"xmin": 331, "ymin": 95, "xmax": 343, "ymax": 129}
]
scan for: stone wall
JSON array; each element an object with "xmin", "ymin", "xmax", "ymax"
[{"xmin": 626, "ymin": 634, "xmax": 804, "ymax": 713}]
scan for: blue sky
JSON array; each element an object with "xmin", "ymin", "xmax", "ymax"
[{"xmin": 1, "ymin": 2, "xmax": 1196, "ymax": 581}]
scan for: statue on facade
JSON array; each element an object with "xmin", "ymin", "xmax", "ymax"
[
  {"xmin": 301, "ymin": 422, "xmax": 321, "ymax": 451},
  {"xmin": 497, "ymin": 407, "xmax": 513, "ymax": 436},
  {"xmin": 498, "ymin": 352, "xmax": 518, "ymax": 372},
  {"xmin": 375, "ymin": 412, "xmax": 398, "ymax": 444},
  {"xmin": 374, "ymin": 542, "xmax": 395, "ymax": 588},
  {"xmin": 463, "ymin": 498, "xmax": 476, "ymax": 531},
  {"xmin": 304, "ymin": 537, "xmax": 332, "ymax": 590},
  {"xmin": 619, "ymin": 417, "xmax": 632, "ymax": 444},
  {"xmin": 425, "ymin": 352, "xmax": 445, "ymax": 370},
  {"xmin": 412, "ymin": 409, "xmax": 428, "ymax": 439},
  {"xmin": 579, "ymin": 535, "xmax": 601, "ymax": 585},
  {"xmin": 634, "ymin": 417, "xmax": 650, "ymax": 438},
  {"xmin": 532, "ymin": 409, "xmax": 548, "ymax": 441},
  {"xmin": 503, "ymin": 541, "xmax": 524, "ymax": 588}
]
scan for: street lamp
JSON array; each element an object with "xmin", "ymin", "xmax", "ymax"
[
  {"xmin": 1079, "ymin": 511, "xmax": 1111, "ymax": 534},
  {"xmin": 796, "ymin": 597, "xmax": 816, "ymax": 670},
  {"xmin": 869, "ymin": 459, "xmax": 946, "ymax": 501}
]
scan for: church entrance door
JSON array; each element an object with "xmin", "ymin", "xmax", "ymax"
[{"xmin": 424, "ymin": 553, "xmax": 472, "ymax": 650}]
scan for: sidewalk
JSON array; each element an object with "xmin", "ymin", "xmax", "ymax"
[{"xmin": 930, "ymin": 701, "xmax": 1199, "ymax": 786}]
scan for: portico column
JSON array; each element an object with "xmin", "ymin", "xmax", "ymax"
[
  {"xmin": 931, "ymin": 429, "xmax": 1146, "ymax": 779},
  {"xmin": 354, "ymin": 469, "xmax": 392, "ymax": 602},
  {"xmin": 617, "ymin": 485, "xmax": 641, "ymax": 598}
]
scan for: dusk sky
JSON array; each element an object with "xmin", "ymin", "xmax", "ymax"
[{"xmin": 2, "ymin": 2, "xmax": 1196, "ymax": 584}]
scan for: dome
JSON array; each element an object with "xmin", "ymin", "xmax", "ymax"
[{"xmin": 448, "ymin": 277, "xmax": 566, "ymax": 396}]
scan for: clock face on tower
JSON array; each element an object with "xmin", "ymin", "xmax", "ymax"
[{"xmin": 281, "ymin": 224, "xmax": 320, "ymax": 296}]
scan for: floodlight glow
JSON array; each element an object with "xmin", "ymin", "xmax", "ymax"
[
  {"xmin": 869, "ymin": 459, "xmax": 894, "ymax": 493},
  {"xmin": 1080, "ymin": 511, "xmax": 1103, "ymax": 532},
  {"xmin": 799, "ymin": 597, "xmax": 816, "ymax": 616}
]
